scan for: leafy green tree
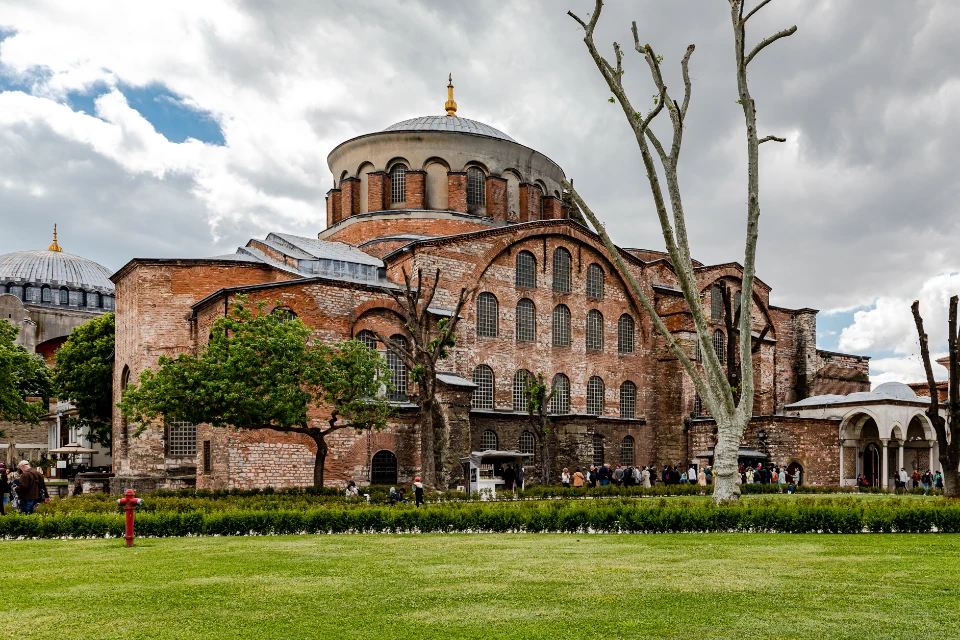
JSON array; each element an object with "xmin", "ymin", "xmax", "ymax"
[
  {"xmin": 53, "ymin": 313, "xmax": 115, "ymax": 450},
  {"xmin": 524, "ymin": 373, "xmax": 557, "ymax": 487},
  {"xmin": 120, "ymin": 298, "xmax": 393, "ymax": 487},
  {"xmin": 0, "ymin": 321, "xmax": 53, "ymax": 436}
]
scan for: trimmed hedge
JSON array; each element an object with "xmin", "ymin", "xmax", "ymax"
[{"xmin": 6, "ymin": 498, "xmax": 960, "ymax": 538}]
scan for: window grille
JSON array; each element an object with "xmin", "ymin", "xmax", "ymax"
[
  {"xmin": 513, "ymin": 369, "xmax": 533, "ymax": 411},
  {"xmin": 592, "ymin": 433, "xmax": 604, "ymax": 466},
  {"xmin": 25, "ymin": 286, "xmax": 40, "ymax": 303},
  {"xmin": 8, "ymin": 285, "xmax": 23, "ymax": 301},
  {"xmin": 272, "ymin": 308, "xmax": 296, "ymax": 324},
  {"xmin": 617, "ymin": 314, "xmax": 634, "ymax": 354},
  {"xmin": 711, "ymin": 284, "xmax": 723, "ymax": 321},
  {"xmin": 586, "ymin": 263, "xmax": 604, "ymax": 299},
  {"xmin": 586, "ymin": 310, "xmax": 604, "ymax": 351},
  {"xmin": 536, "ymin": 185, "xmax": 544, "ymax": 220},
  {"xmin": 90, "ymin": 292, "xmax": 102, "ymax": 308},
  {"xmin": 621, "ymin": 436, "xmax": 635, "ymax": 466},
  {"xmin": 713, "ymin": 330, "xmax": 726, "ymax": 364},
  {"xmin": 515, "ymin": 251, "xmax": 536, "ymax": 288},
  {"xmin": 387, "ymin": 335, "xmax": 408, "ymax": 401},
  {"xmin": 103, "ymin": 296, "xmax": 115, "ymax": 311},
  {"xmin": 167, "ymin": 421, "xmax": 197, "ymax": 456},
  {"xmin": 519, "ymin": 431, "xmax": 536, "ymax": 457},
  {"xmin": 620, "ymin": 381, "xmax": 637, "ymax": 419},
  {"xmin": 552, "ymin": 305, "xmax": 571, "ymax": 346},
  {"xmin": 59, "ymin": 288, "xmax": 68, "ymax": 305},
  {"xmin": 480, "ymin": 429, "xmax": 498, "ymax": 451},
  {"xmin": 550, "ymin": 373, "xmax": 570, "ymax": 414},
  {"xmin": 587, "ymin": 376, "xmax": 604, "ymax": 415},
  {"xmin": 356, "ymin": 330, "xmax": 377, "ymax": 350},
  {"xmin": 371, "ymin": 450, "xmax": 398, "ymax": 486},
  {"xmin": 467, "ymin": 167, "xmax": 486, "ymax": 206},
  {"xmin": 552, "ymin": 247, "xmax": 571, "ymax": 293},
  {"xmin": 202, "ymin": 440, "xmax": 212, "ymax": 474},
  {"xmin": 694, "ymin": 339, "xmax": 701, "ymax": 362},
  {"xmin": 516, "ymin": 299, "xmax": 536, "ymax": 342},
  {"xmin": 471, "ymin": 365, "xmax": 494, "ymax": 409},
  {"xmin": 390, "ymin": 164, "xmax": 407, "ymax": 204},
  {"xmin": 476, "ymin": 292, "xmax": 498, "ymax": 337},
  {"xmin": 41, "ymin": 287, "xmax": 51, "ymax": 303},
  {"xmin": 68, "ymin": 290, "xmax": 83, "ymax": 306},
  {"xmin": 694, "ymin": 393, "xmax": 703, "ymax": 417}
]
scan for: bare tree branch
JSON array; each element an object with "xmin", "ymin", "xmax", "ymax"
[
  {"xmin": 680, "ymin": 43, "xmax": 695, "ymax": 120},
  {"xmin": 742, "ymin": 0, "xmax": 773, "ymax": 25},
  {"xmin": 745, "ymin": 25, "xmax": 797, "ymax": 66},
  {"xmin": 759, "ymin": 135, "xmax": 786, "ymax": 144}
]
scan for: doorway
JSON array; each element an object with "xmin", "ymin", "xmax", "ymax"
[
  {"xmin": 371, "ymin": 450, "xmax": 398, "ymax": 486},
  {"xmin": 863, "ymin": 444, "xmax": 880, "ymax": 486}
]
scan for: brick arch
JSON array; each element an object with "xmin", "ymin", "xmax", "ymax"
[
  {"xmin": 699, "ymin": 276, "xmax": 776, "ymax": 339},
  {"xmin": 467, "ymin": 225, "xmax": 651, "ymax": 344},
  {"xmin": 351, "ymin": 298, "xmax": 405, "ymax": 325},
  {"xmin": 386, "ymin": 156, "xmax": 411, "ymax": 172},
  {"xmin": 343, "ymin": 430, "xmax": 400, "ymax": 461}
]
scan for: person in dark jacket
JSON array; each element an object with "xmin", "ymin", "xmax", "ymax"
[
  {"xmin": 14, "ymin": 461, "xmax": 48, "ymax": 514},
  {"xmin": 412, "ymin": 476, "xmax": 424, "ymax": 507},
  {"xmin": 0, "ymin": 465, "xmax": 10, "ymax": 515},
  {"xmin": 503, "ymin": 464, "xmax": 516, "ymax": 491}
]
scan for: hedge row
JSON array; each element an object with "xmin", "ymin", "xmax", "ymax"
[{"xmin": 7, "ymin": 498, "xmax": 960, "ymax": 538}]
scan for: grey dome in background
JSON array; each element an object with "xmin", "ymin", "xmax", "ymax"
[
  {"xmin": 0, "ymin": 250, "xmax": 115, "ymax": 292},
  {"xmin": 383, "ymin": 116, "xmax": 516, "ymax": 142}
]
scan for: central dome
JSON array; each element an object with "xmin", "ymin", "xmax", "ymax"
[
  {"xmin": 383, "ymin": 115, "xmax": 516, "ymax": 142},
  {"xmin": 0, "ymin": 249, "xmax": 114, "ymax": 291}
]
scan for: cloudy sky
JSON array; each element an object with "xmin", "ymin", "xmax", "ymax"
[{"xmin": 1, "ymin": 0, "xmax": 958, "ymax": 385}]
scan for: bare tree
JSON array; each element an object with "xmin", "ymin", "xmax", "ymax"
[
  {"xmin": 911, "ymin": 296, "xmax": 960, "ymax": 497},
  {"xmin": 377, "ymin": 267, "xmax": 475, "ymax": 489},
  {"xmin": 524, "ymin": 373, "xmax": 557, "ymax": 487},
  {"xmin": 565, "ymin": 0, "xmax": 795, "ymax": 501},
  {"xmin": 720, "ymin": 283, "xmax": 769, "ymax": 397}
]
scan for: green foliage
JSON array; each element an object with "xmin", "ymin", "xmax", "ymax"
[
  {"xmin": 53, "ymin": 313, "xmax": 115, "ymax": 449},
  {"xmin": 7, "ymin": 496, "xmax": 960, "ymax": 538},
  {"xmin": 0, "ymin": 319, "xmax": 52, "ymax": 429}
]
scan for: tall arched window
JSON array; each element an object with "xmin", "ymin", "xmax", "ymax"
[
  {"xmin": 552, "ymin": 304, "xmax": 571, "ymax": 346},
  {"xmin": 519, "ymin": 431, "xmax": 536, "ymax": 457},
  {"xmin": 515, "ymin": 251, "xmax": 536, "ymax": 288},
  {"xmin": 467, "ymin": 166, "xmax": 486, "ymax": 206},
  {"xmin": 586, "ymin": 263, "xmax": 604, "ymax": 299},
  {"xmin": 513, "ymin": 369, "xmax": 533, "ymax": 411},
  {"xmin": 617, "ymin": 314, "xmax": 634, "ymax": 354},
  {"xmin": 516, "ymin": 299, "xmax": 536, "ymax": 342},
  {"xmin": 8, "ymin": 285, "xmax": 23, "ymax": 301},
  {"xmin": 620, "ymin": 381, "xmax": 637, "ymax": 419},
  {"xmin": 550, "ymin": 373, "xmax": 570, "ymax": 414},
  {"xmin": 477, "ymin": 292, "xmax": 498, "ymax": 337},
  {"xmin": 711, "ymin": 284, "xmax": 724, "ymax": 321},
  {"xmin": 586, "ymin": 310, "xmax": 604, "ymax": 351},
  {"xmin": 471, "ymin": 365, "xmax": 494, "ymax": 409},
  {"xmin": 356, "ymin": 330, "xmax": 377, "ymax": 350},
  {"xmin": 480, "ymin": 429, "xmax": 498, "ymax": 451},
  {"xmin": 552, "ymin": 247, "xmax": 572, "ymax": 293},
  {"xmin": 592, "ymin": 433, "xmax": 604, "ymax": 466},
  {"xmin": 387, "ymin": 335, "xmax": 408, "ymax": 401},
  {"xmin": 371, "ymin": 450, "xmax": 398, "ymax": 486},
  {"xmin": 621, "ymin": 436, "xmax": 635, "ymax": 466},
  {"xmin": 390, "ymin": 163, "xmax": 407, "ymax": 204},
  {"xmin": 713, "ymin": 329, "xmax": 726, "ymax": 364},
  {"xmin": 41, "ymin": 286, "xmax": 51, "ymax": 303},
  {"xmin": 587, "ymin": 376, "xmax": 604, "ymax": 415}
]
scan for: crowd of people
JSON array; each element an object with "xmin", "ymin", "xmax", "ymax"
[
  {"xmin": 558, "ymin": 462, "xmax": 804, "ymax": 493},
  {"xmin": 0, "ymin": 460, "xmax": 50, "ymax": 515},
  {"xmin": 858, "ymin": 468, "xmax": 945, "ymax": 491}
]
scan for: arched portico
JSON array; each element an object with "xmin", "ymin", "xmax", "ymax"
[{"xmin": 789, "ymin": 382, "xmax": 941, "ymax": 489}]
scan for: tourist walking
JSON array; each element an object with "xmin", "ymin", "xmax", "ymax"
[
  {"xmin": 641, "ymin": 466, "xmax": 651, "ymax": 488},
  {"xmin": 503, "ymin": 464, "xmax": 516, "ymax": 491},
  {"xmin": 934, "ymin": 471, "xmax": 944, "ymax": 490},
  {"xmin": 697, "ymin": 467, "xmax": 706, "ymax": 494},
  {"xmin": 899, "ymin": 467, "xmax": 908, "ymax": 489},
  {"xmin": 688, "ymin": 465, "xmax": 697, "ymax": 485},
  {"xmin": 13, "ymin": 460, "xmax": 48, "ymax": 514},
  {"xmin": 0, "ymin": 464, "xmax": 9, "ymax": 515},
  {"xmin": 792, "ymin": 468, "xmax": 801, "ymax": 486},
  {"xmin": 572, "ymin": 468, "xmax": 585, "ymax": 487},
  {"xmin": 561, "ymin": 468, "xmax": 571, "ymax": 488},
  {"xmin": 613, "ymin": 464, "xmax": 624, "ymax": 487},
  {"xmin": 412, "ymin": 476, "xmax": 424, "ymax": 507},
  {"xmin": 911, "ymin": 469, "xmax": 921, "ymax": 489}
]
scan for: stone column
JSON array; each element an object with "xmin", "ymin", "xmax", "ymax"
[
  {"xmin": 839, "ymin": 441, "xmax": 845, "ymax": 486},
  {"xmin": 367, "ymin": 171, "xmax": 388, "ymax": 213},
  {"xmin": 881, "ymin": 438, "xmax": 889, "ymax": 489},
  {"xmin": 325, "ymin": 188, "xmax": 342, "ymax": 227},
  {"xmin": 898, "ymin": 443, "xmax": 904, "ymax": 470},
  {"xmin": 340, "ymin": 177, "xmax": 360, "ymax": 218},
  {"xmin": 929, "ymin": 443, "xmax": 935, "ymax": 473},
  {"xmin": 405, "ymin": 170, "xmax": 426, "ymax": 209}
]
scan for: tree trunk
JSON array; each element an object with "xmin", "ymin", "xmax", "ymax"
[
  {"xmin": 312, "ymin": 434, "xmax": 328, "ymax": 489},
  {"xmin": 712, "ymin": 416, "xmax": 746, "ymax": 502},
  {"xmin": 540, "ymin": 435, "xmax": 551, "ymax": 487},
  {"xmin": 942, "ymin": 461, "xmax": 959, "ymax": 498},
  {"xmin": 418, "ymin": 397, "xmax": 437, "ymax": 489}
]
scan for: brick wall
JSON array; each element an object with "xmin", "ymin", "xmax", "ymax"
[
  {"xmin": 406, "ymin": 171, "xmax": 425, "ymax": 209},
  {"xmin": 447, "ymin": 172, "xmax": 467, "ymax": 213},
  {"xmin": 326, "ymin": 188, "xmax": 342, "ymax": 227},
  {"xmin": 367, "ymin": 171, "xmax": 388, "ymax": 213},
  {"xmin": 485, "ymin": 175, "xmax": 507, "ymax": 222},
  {"xmin": 341, "ymin": 177, "xmax": 360, "ymax": 218},
  {"xmin": 323, "ymin": 216, "xmax": 495, "ymax": 247}
]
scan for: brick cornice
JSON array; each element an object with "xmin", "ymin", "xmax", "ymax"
[{"xmin": 110, "ymin": 258, "xmax": 280, "ymax": 284}]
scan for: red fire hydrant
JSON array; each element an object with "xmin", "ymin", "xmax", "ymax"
[{"xmin": 117, "ymin": 489, "xmax": 144, "ymax": 547}]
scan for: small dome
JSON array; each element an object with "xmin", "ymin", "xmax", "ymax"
[
  {"xmin": 871, "ymin": 381, "xmax": 917, "ymax": 401},
  {"xmin": 0, "ymin": 249, "xmax": 114, "ymax": 292},
  {"xmin": 383, "ymin": 115, "xmax": 516, "ymax": 142}
]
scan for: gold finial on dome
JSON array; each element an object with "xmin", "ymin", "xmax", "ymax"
[
  {"xmin": 48, "ymin": 224, "xmax": 63, "ymax": 252},
  {"xmin": 445, "ymin": 73, "xmax": 457, "ymax": 116}
]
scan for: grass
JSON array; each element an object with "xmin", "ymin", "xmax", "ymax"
[{"xmin": 1, "ymin": 533, "xmax": 958, "ymax": 639}]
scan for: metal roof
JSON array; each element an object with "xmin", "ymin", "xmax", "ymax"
[
  {"xmin": 0, "ymin": 250, "xmax": 114, "ymax": 291},
  {"xmin": 267, "ymin": 233, "xmax": 384, "ymax": 267},
  {"xmin": 383, "ymin": 115, "xmax": 516, "ymax": 142}
]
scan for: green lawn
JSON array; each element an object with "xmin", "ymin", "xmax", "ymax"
[{"xmin": 1, "ymin": 534, "xmax": 958, "ymax": 639}]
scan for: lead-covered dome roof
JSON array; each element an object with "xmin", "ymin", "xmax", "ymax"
[
  {"xmin": 383, "ymin": 115, "xmax": 516, "ymax": 142},
  {"xmin": 0, "ymin": 249, "xmax": 114, "ymax": 292}
]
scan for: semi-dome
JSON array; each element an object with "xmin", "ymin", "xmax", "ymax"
[{"xmin": 383, "ymin": 115, "xmax": 516, "ymax": 142}]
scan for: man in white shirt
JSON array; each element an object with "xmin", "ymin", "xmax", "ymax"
[
  {"xmin": 898, "ymin": 467, "xmax": 909, "ymax": 489},
  {"xmin": 687, "ymin": 465, "xmax": 697, "ymax": 485}
]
